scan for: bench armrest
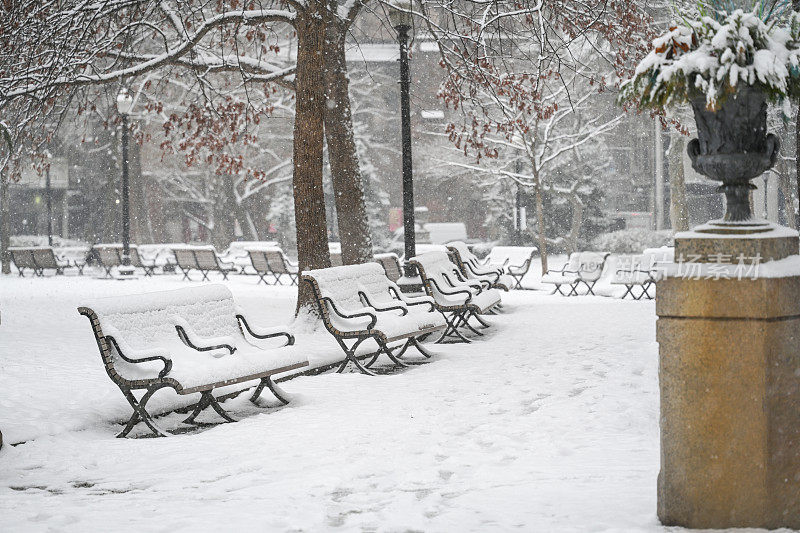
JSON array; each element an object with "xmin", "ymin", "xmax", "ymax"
[
  {"xmin": 173, "ymin": 320, "xmax": 236, "ymax": 355},
  {"xmin": 389, "ymin": 285, "xmax": 436, "ymax": 311},
  {"xmin": 429, "ymin": 277, "xmax": 473, "ymax": 303},
  {"xmin": 236, "ymin": 313, "xmax": 294, "ymax": 346},
  {"xmin": 106, "ymin": 335, "xmax": 173, "ymax": 379},
  {"xmin": 358, "ymin": 291, "xmax": 408, "ymax": 316},
  {"xmin": 322, "ymin": 297, "xmax": 378, "ymax": 330}
]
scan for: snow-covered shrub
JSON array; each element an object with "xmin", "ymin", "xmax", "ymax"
[
  {"xmin": 591, "ymin": 229, "xmax": 673, "ymax": 254},
  {"xmin": 619, "ymin": 6, "xmax": 800, "ymax": 110}
]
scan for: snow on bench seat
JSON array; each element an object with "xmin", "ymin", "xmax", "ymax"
[
  {"xmin": 79, "ymin": 284, "xmax": 307, "ymax": 437},
  {"xmin": 302, "ymin": 263, "xmax": 443, "ymax": 374},
  {"xmin": 86, "ymin": 285, "xmax": 305, "ymax": 390}
]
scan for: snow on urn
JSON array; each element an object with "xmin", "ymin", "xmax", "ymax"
[{"xmin": 619, "ymin": 8, "xmax": 800, "ymax": 223}]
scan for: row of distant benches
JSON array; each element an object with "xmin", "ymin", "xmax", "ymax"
[
  {"xmin": 6, "ymin": 242, "xmax": 538, "ymax": 287},
  {"xmin": 78, "ymin": 244, "xmax": 526, "ymax": 437}
]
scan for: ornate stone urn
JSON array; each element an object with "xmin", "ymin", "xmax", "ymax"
[{"xmin": 687, "ymin": 86, "xmax": 780, "ymax": 223}]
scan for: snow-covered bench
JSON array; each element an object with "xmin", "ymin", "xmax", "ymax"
[
  {"xmin": 221, "ymin": 240, "xmax": 279, "ymax": 272},
  {"xmin": 93, "ymin": 244, "xmax": 157, "ymax": 277},
  {"xmin": 611, "ymin": 247, "xmax": 674, "ymax": 300},
  {"xmin": 173, "ymin": 245, "xmax": 237, "ymax": 281},
  {"xmin": 9, "ymin": 247, "xmax": 85, "ymax": 277},
  {"xmin": 409, "ymin": 251, "xmax": 501, "ymax": 343},
  {"xmin": 447, "ymin": 241, "xmax": 515, "ymax": 291},
  {"xmin": 541, "ymin": 251, "xmax": 610, "ymax": 296},
  {"xmin": 302, "ymin": 263, "xmax": 445, "ymax": 375},
  {"xmin": 374, "ymin": 252, "xmax": 403, "ymax": 283},
  {"xmin": 484, "ymin": 246, "xmax": 538, "ymax": 289},
  {"xmin": 78, "ymin": 284, "xmax": 307, "ymax": 437},
  {"xmin": 247, "ymin": 247, "xmax": 299, "ymax": 285}
]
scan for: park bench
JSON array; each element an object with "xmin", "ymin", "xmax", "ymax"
[
  {"xmin": 93, "ymin": 244, "xmax": 157, "ymax": 277},
  {"xmin": 483, "ymin": 246, "xmax": 538, "ymax": 289},
  {"xmin": 374, "ymin": 252, "xmax": 403, "ymax": 283},
  {"xmin": 9, "ymin": 247, "xmax": 85, "ymax": 277},
  {"xmin": 78, "ymin": 284, "xmax": 307, "ymax": 437},
  {"xmin": 541, "ymin": 251, "xmax": 611, "ymax": 296},
  {"xmin": 409, "ymin": 251, "xmax": 501, "ymax": 343},
  {"xmin": 221, "ymin": 241, "xmax": 279, "ymax": 273},
  {"xmin": 302, "ymin": 263, "xmax": 445, "ymax": 375},
  {"xmin": 173, "ymin": 245, "xmax": 238, "ymax": 281},
  {"xmin": 611, "ymin": 247, "xmax": 673, "ymax": 300},
  {"xmin": 447, "ymin": 241, "xmax": 515, "ymax": 291},
  {"xmin": 247, "ymin": 247, "xmax": 299, "ymax": 285}
]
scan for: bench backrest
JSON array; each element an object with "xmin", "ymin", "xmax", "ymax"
[
  {"xmin": 94, "ymin": 245, "xmax": 122, "ymax": 267},
  {"xmin": 194, "ymin": 248, "xmax": 222, "ymax": 270},
  {"xmin": 9, "ymin": 248, "xmax": 37, "ymax": 269},
  {"xmin": 81, "ymin": 285, "xmax": 244, "ymax": 383},
  {"xmin": 642, "ymin": 247, "xmax": 674, "ymax": 268},
  {"xmin": 409, "ymin": 251, "xmax": 473, "ymax": 305},
  {"xmin": 374, "ymin": 253, "xmax": 402, "ymax": 282},
  {"xmin": 575, "ymin": 251, "xmax": 611, "ymax": 281},
  {"xmin": 447, "ymin": 241, "xmax": 479, "ymax": 266},
  {"xmin": 265, "ymin": 249, "xmax": 291, "ymax": 273},
  {"xmin": 247, "ymin": 250, "xmax": 271, "ymax": 273},
  {"xmin": 487, "ymin": 246, "xmax": 537, "ymax": 271},
  {"xmin": 173, "ymin": 248, "xmax": 199, "ymax": 269},
  {"xmin": 31, "ymin": 248, "xmax": 60, "ymax": 268},
  {"xmin": 303, "ymin": 263, "xmax": 399, "ymax": 331}
]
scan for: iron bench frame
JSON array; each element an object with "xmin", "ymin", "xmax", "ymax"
[
  {"xmin": 545, "ymin": 253, "xmax": 610, "ymax": 296},
  {"xmin": 173, "ymin": 248, "xmax": 238, "ymax": 281},
  {"xmin": 94, "ymin": 245, "xmax": 157, "ymax": 277},
  {"xmin": 10, "ymin": 247, "xmax": 85, "ymax": 277},
  {"xmin": 78, "ymin": 306, "xmax": 303, "ymax": 438},
  {"xmin": 262, "ymin": 249, "xmax": 299, "ymax": 286},
  {"xmin": 301, "ymin": 272, "xmax": 441, "ymax": 376},
  {"xmin": 409, "ymin": 258, "xmax": 498, "ymax": 344}
]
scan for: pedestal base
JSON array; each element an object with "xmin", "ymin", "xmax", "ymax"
[{"xmin": 657, "ymin": 226, "xmax": 800, "ymax": 529}]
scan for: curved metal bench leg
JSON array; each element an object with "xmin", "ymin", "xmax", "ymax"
[
  {"xmin": 462, "ymin": 315, "xmax": 484, "ymax": 337},
  {"xmin": 207, "ymin": 393, "xmax": 236, "ymax": 423},
  {"xmin": 381, "ymin": 340, "xmax": 411, "ymax": 368},
  {"xmin": 119, "ymin": 385, "xmax": 169, "ymax": 438},
  {"xmin": 335, "ymin": 337, "xmax": 377, "ymax": 376},
  {"xmin": 471, "ymin": 312, "xmax": 491, "ymax": 329},
  {"xmin": 412, "ymin": 337, "xmax": 436, "ymax": 358},
  {"xmin": 183, "ymin": 392, "xmax": 212, "ymax": 424},
  {"xmin": 251, "ymin": 376, "xmax": 290, "ymax": 405}
]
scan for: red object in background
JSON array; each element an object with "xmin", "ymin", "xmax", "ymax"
[{"xmin": 388, "ymin": 207, "xmax": 402, "ymax": 232}]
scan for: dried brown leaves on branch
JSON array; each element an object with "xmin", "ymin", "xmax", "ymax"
[{"xmin": 418, "ymin": 0, "xmax": 657, "ymax": 159}]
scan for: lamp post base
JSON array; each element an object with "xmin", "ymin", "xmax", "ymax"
[{"xmin": 117, "ymin": 265, "xmax": 136, "ymax": 278}]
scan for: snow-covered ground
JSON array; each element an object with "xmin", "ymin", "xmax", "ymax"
[{"xmin": 0, "ymin": 267, "xmax": 732, "ymax": 532}]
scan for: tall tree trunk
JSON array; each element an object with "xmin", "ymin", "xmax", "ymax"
[
  {"xmin": 211, "ymin": 174, "xmax": 237, "ymax": 251},
  {"xmin": 323, "ymin": 17, "xmax": 373, "ymax": 265},
  {"xmin": 668, "ymin": 133, "xmax": 690, "ymax": 232},
  {"xmin": 567, "ymin": 194, "xmax": 583, "ymax": 255},
  {"xmin": 293, "ymin": 4, "xmax": 331, "ymax": 314},
  {"xmin": 532, "ymin": 167, "xmax": 548, "ymax": 274},
  {"xmin": 0, "ymin": 173, "xmax": 10, "ymax": 274}
]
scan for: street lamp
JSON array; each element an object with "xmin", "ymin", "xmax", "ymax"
[
  {"xmin": 116, "ymin": 87, "xmax": 134, "ymax": 277},
  {"xmin": 389, "ymin": 0, "xmax": 416, "ymax": 277},
  {"xmin": 43, "ymin": 150, "xmax": 53, "ymax": 247}
]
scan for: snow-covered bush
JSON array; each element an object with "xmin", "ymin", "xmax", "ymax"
[
  {"xmin": 619, "ymin": 6, "xmax": 800, "ymax": 110},
  {"xmin": 591, "ymin": 229, "xmax": 673, "ymax": 254}
]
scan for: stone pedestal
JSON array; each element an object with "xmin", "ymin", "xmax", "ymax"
[{"xmin": 657, "ymin": 221, "xmax": 800, "ymax": 529}]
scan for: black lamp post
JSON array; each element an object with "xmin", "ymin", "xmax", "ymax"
[
  {"xmin": 116, "ymin": 87, "xmax": 134, "ymax": 277},
  {"xmin": 45, "ymin": 153, "xmax": 53, "ymax": 247},
  {"xmin": 390, "ymin": 0, "xmax": 416, "ymax": 276}
]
